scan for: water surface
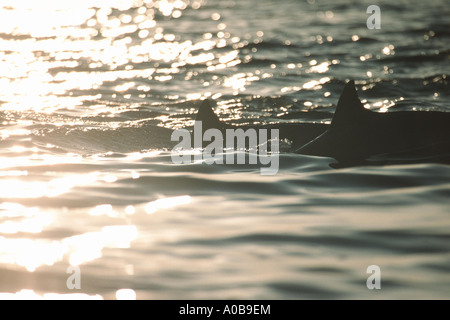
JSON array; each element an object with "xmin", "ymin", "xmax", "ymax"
[{"xmin": 0, "ymin": 0, "xmax": 449, "ymax": 299}]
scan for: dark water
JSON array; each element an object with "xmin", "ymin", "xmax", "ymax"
[{"xmin": 0, "ymin": 0, "xmax": 449, "ymax": 299}]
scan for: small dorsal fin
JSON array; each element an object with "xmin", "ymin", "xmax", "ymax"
[
  {"xmin": 195, "ymin": 99, "xmax": 223, "ymax": 130},
  {"xmin": 331, "ymin": 80, "xmax": 369, "ymax": 126}
]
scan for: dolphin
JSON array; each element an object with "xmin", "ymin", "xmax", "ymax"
[
  {"xmin": 194, "ymin": 100, "xmax": 329, "ymax": 148},
  {"xmin": 295, "ymin": 80, "xmax": 450, "ymax": 164}
]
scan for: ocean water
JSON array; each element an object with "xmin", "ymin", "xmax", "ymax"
[{"xmin": 0, "ymin": 0, "xmax": 449, "ymax": 299}]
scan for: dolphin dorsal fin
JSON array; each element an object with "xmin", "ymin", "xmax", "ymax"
[
  {"xmin": 331, "ymin": 80, "xmax": 368, "ymax": 127},
  {"xmin": 195, "ymin": 99, "xmax": 223, "ymax": 129}
]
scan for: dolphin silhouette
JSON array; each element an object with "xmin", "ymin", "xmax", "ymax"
[
  {"xmin": 296, "ymin": 80, "xmax": 450, "ymax": 163},
  {"xmin": 195, "ymin": 100, "xmax": 329, "ymax": 148}
]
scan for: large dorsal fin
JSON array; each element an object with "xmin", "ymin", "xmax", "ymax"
[
  {"xmin": 195, "ymin": 99, "xmax": 224, "ymax": 130},
  {"xmin": 331, "ymin": 80, "xmax": 369, "ymax": 127}
]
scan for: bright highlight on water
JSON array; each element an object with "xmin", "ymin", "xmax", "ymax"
[{"xmin": 0, "ymin": 0, "xmax": 449, "ymax": 300}]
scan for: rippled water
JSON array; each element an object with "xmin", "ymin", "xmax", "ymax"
[{"xmin": 0, "ymin": 0, "xmax": 449, "ymax": 299}]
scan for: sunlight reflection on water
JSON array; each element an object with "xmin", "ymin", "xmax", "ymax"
[
  {"xmin": 0, "ymin": 0, "xmax": 251, "ymax": 114},
  {"xmin": 0, "ymin": 0, "xmax": 448, "ymax": 300}
]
